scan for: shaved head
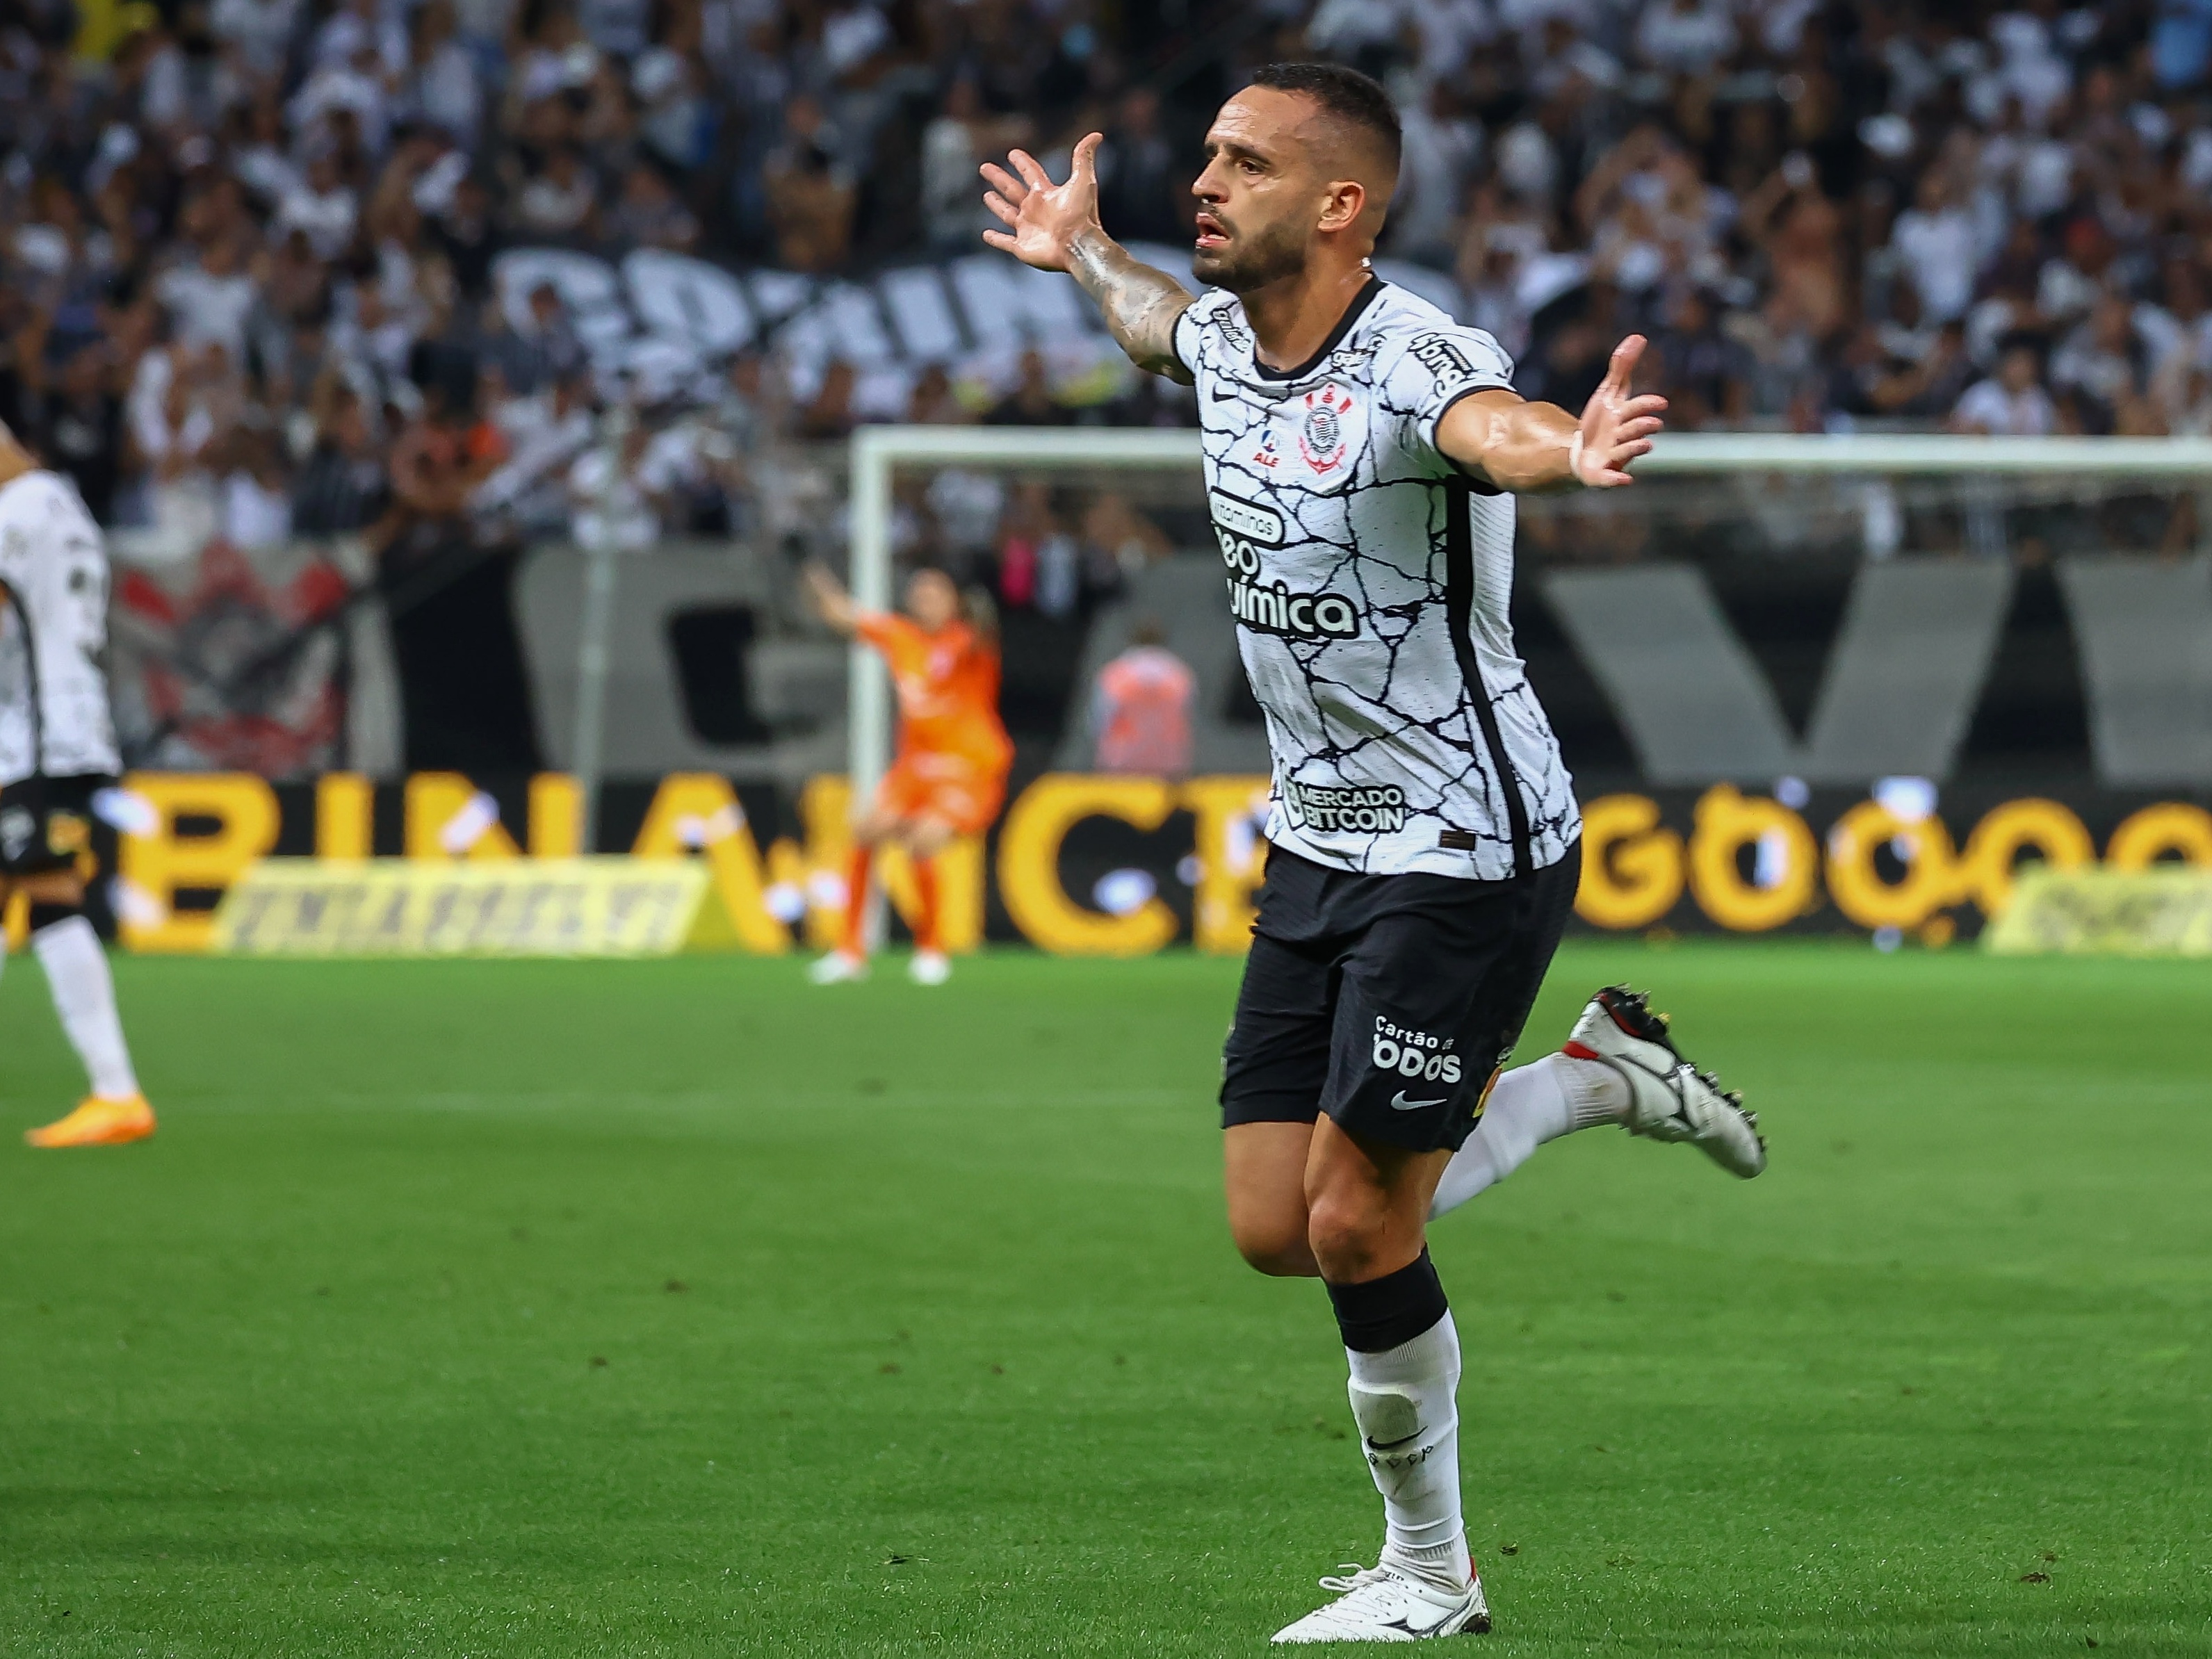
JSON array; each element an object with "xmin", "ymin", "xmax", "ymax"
[{"xmin": 1247, "ymin": 60, "xmax": 1401, "ymax": 190}]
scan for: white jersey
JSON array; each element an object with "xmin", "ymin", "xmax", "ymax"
[
  {"xmin": 0, "ymin": 469, "xmax": 122, "ymax": 785},
  {"xmin": 1173, "ymin": 276, "xmax": 1579, "ymax": 882}
]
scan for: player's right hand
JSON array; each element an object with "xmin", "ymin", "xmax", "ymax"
[{"xmin": 982, "ymin": 133, "xmax": 1104, "ymax": 273}]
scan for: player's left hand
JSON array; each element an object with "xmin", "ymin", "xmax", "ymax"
[{"xmin": 1574, "ymin": 336, "xmax": 1668, "ymax": 488}]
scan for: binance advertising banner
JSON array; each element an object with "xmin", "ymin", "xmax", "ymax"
[{"xmin": 28, "ymin": 771, "xmax": 2210, "ymax": 961}]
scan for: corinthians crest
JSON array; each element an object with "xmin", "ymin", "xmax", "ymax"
[{"xmin": 1296, "ymin": 384, "xmax": 1356, "ymax": 473}]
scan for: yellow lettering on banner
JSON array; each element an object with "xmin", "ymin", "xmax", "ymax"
[
  {"xmin": 795, "ymin": 775, "xmax": 982, "ymax": 952},
  {"xmin": 800, "ymin": 776, "xmax": 853, "ymax": 950},
  {"xmin": 1959, "ymin": 799, "xmax": 2095, "ymax": 915},
  {"xmin": 1825, "ymin": 799, "xmax": 1958, "ymax": 929},
  {"xmin": 877, "ymin": 840, "xmax": 986, "ymax": 953},
  {"xmin": 529, "ymin": 774, "xmax": 583, "ymax": 857},
  {"xmin": 631, "ymin": 774, "xmax": 790, "ymax": 953},
  {"xmin": 998, "ymin": 775, "xmax": 1178, "ymax": 956},
  {"xmin": 316, "ymin": 773, "xmax": 373, "ymax": 860},
  {"xmin": 1687, "ymin": 785, "xmax": 1819, "ymax": 931},
  {"xmin": 404, "ymin": 773, "xmax": 522, "ymax": 860},
  {"xmin": 117, "ymin": 772, "xmax": 280, "ymax": 951},
  {"xmin": 2106, "ymin": 803, "xmax": 2212, "ymax": 870},
  {"xmin": 1577, "ymin": 794, "xmax": 1685, "ymax": 929},
  {"xmin": 3, "ymin": 890, "xmax": 24, "ymax": 951},
  {"xmin": 1180, "ymin": 776, "xmax": 1271, "ymax": 953}
]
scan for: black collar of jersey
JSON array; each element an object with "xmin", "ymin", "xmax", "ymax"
[{"xmin": 1249, "ymin": 273, "xmax": 1385, "ymax": 382}]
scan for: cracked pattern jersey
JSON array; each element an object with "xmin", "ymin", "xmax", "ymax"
[
  {"xmin": 0, "ymin": 469, "xmax": 119, "ymax": 787},
  {"xmin": 1173, "ymin": 274, "xmax": 1579, "ymax": 883}
]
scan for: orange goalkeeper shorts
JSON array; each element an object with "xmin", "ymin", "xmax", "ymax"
[{"xmin": 876, "ymin": 753, "xmax": 1009, "ymax": 837}]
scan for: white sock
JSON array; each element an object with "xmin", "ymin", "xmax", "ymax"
[
  {"xmin": 1429, "ymin": 1053, "xmax": 1627, "ymax": 1220},
  {"xmin": 32, "ymin": 916, "xmax": 140, "ymax": 1100},
  {"xmin": 1347, "ymin": 1311, "xmax": 1469, "ymax": 1591}
]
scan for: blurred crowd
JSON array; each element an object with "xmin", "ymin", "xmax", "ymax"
[{"xmin": 2, "ymin": 0, "xmax": 2211, "ymax": 575}]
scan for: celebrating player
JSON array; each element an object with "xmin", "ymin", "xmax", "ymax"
[
  {"xmin": 804, "ymin": 562, "xmax": 1013, "ymax": 986},
  {"xmin": 984, "ymin": 63, "xmax": 1764, "ymax": 1642},
  {"xmin": 0, "ymin": 426, "xmax": 154, "ymax": 1148}
]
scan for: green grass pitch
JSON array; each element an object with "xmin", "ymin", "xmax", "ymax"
[{"xmin": 2, "ymin": 943, "xmax": 2209, "ymax": 1656}]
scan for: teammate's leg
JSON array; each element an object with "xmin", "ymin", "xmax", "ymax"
[
  {"xmin": 8, "ymin": 872, "xmax": 155, "ymax": 1148},
  {"xmin": 902, "ymin": 815, "xmax": 957, "ymax": 986},
  {"xmin": 812, "ymin": 807, "xmax": 899, "ymax": 983}
]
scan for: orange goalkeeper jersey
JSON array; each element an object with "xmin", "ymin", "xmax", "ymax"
[{"xmin": 856, "ymin": 612, "xmax": 1014, "ymax": 773}]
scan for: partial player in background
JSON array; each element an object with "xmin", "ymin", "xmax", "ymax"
[
  {"xmin": 986, "ymin": 63, "xmax": 1763, "ymax": 1643},
  {"xmin": 0, "ymin": 426, "xmax": 154, "ymax": 1147},
  {"xmin": 1089, "ymin": 617, "xmax": 1195, "ymax": 777},
  {"xmin": 803, "ymin": 562, "xmax": 1014, "ymax": 986}
]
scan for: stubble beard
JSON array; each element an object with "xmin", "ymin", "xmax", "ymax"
[{"xmin": 1191, "ymin": 211, "xmax": 1311, "ymax": 294}]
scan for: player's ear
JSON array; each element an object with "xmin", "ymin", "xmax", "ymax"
[{"xmin": 1317, "ymin": 179, "xmax": 1365, "ymax": 235}]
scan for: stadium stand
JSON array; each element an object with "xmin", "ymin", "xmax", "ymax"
[{"xmin": 5, "ymin": 0, "xmax": 2207, "ymax": 775}]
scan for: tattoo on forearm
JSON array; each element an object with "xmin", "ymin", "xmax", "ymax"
[{"xmin": 1068, "ymin": 231, "xmax": 1194, "ymax": 383}]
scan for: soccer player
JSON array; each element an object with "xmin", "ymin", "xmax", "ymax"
[
  {"xmin": 983, "ymin": 64, "xmax": 1765, "ymax": 1642},
  {"xmin": 0, "ymin": 425, "xmax": 154, "ymax": 1147},
  {"xmin": 803, "ymin": 562, "xmax": 1013, "ymax": 986}
]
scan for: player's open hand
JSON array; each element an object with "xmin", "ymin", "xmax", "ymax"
[
  {"xmin": 982, "ymin": 133, "xmax": 1104, "ymax": 273},
  {"xmin": 1574, "ymin": 335, "xmax": 1668, "ymax": 488}
]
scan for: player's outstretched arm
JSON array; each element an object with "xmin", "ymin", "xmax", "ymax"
[
  {"xmin": 982, "ymin": 133, "xmax": 1194, "ymax": 386},
  {"xmin": 1438, "ymin": 335, "xmax": 1668, "ymax": 493},
  {"xmin": 802, "ymin": 562, "xmax": 859, "ymax": 636}
]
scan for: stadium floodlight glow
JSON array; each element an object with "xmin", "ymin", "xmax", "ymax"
[{"xmin": 845, "ymin": 427, "xmax": 2212, "ymax": 798}]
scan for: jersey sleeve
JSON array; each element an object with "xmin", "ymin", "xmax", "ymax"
[
  {"xmin": 1379, "ymin": 326, "xmax": 1518, "ymax": 471},
  {"xmin": 1170, "ymin": 289, "xmax": 1229, "ymax": 377},
  {"xmin": 0, "ymin": 477, "xmax": 60, "ymax": 589},
  {"xmin": 854, "ymin": 611, "xmax": 908, "ymax": 652}
]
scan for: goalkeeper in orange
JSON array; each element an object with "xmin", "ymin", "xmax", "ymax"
[{"xmin": 803, "ymin": 561, "xmax": 1013, "ymax": 986}]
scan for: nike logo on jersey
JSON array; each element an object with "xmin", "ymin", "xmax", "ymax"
[{"xmin": 1390, "ymin": 1090, "xmax": 1446, "ymax": 1111}]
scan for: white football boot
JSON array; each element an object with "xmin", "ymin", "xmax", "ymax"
[
  {"xmin": 806, "ymin": 951, "xmax": 869, "ymax": 985},
  {"xmin": 908, "ymin": 949, "xmax": 951, "ymax": 986},
  {"xmin": 1271, "ymin": 1562, "xmax": 1490, "ymax": 1644},
  {"xmin": 1564, "ymin": 985, "xmax": 1766, "ymax": 1177}
]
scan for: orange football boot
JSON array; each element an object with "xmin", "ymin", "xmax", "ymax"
[{"xmin": 24, "ymin": 1094, "xmax": 157, "ymax": 1148}]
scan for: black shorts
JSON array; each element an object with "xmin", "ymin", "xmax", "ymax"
[
  {"xmin": 0, "ymin": 774, "xmax": 113, "ymax": 877},
  {"xmin": 1220, "ymin": 838, "xmax": 1582, "ymax": 1154}
]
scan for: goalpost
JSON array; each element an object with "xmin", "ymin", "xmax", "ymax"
[{"xmin": 845, "ymin": 427, "xmax": 2212, "ymax": 808}]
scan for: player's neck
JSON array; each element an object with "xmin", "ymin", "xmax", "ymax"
[
  {"xmin": 0, "ymin": 443, "xmax": 37, "ymax": 491},
  {"xmin": 1243, "ymin": 259, "xmax": 1376, "ymax": 375}
]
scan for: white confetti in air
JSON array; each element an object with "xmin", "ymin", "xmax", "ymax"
[
  {"xmin": 764, "ymin": 882, "xmax": 806, "ymax": 924},
  {"xmin": 439, "ymin": 792, "xmax": 502, "ymax": 854},
  {"xmin": 1873, "ymin": 776, "xmax": 1937, "ymax": 825},
  {"xmin": 1752, "ymin": 828, "xmax": 1791, "ymax": 890},
  {"xmin": 110, "ymin": 876, "xmax": 169, "ymax": 927},
  {"xmin": 1093, "ymin": 868, "xmax": 1157, "ymax": 917},
  {"xmin": 91, "ymin": 787, "xmax": 161, "ymax": 837}
]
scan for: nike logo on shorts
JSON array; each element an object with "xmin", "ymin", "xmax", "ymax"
[{"xmin": 1390, "ymin": 1090, "xmax": 1446, "ymax": 1111}]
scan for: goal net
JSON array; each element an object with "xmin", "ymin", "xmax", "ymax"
[{"xmin": 840, "ymin": 428, "xmax": 2212, "ymax": 947}]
